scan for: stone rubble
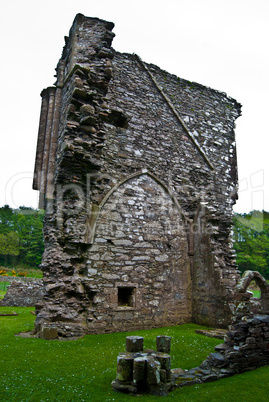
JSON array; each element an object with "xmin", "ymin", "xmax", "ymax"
[
  {"xmin": 173, "ymin": 313, "xmax": 269, "ymax": 388},
  {"xmin": 173, "ymin": 271, "xmax": 269, "ymax": 389}
]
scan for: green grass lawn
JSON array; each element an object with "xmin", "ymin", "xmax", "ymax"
[
  {"xmin": 0, "ymin": 306, "xmax": 268, "ymax": 401},
  {"xmin": 251, "ymin": 290, "xmax": 261, "ymax": 297}
]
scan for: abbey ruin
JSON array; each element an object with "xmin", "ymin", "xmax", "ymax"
[{"xmin": 33, "ymin": 14, "xmax": 242, "ymax": 339}]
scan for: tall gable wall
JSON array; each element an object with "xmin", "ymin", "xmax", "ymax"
[{"xmin": 33, "ymin": 14, "xmax": 241, "ymax": 338}]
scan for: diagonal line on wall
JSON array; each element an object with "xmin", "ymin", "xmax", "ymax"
[{"xmin": 134, "ymin": 54, "xmax": 214, "ymax": 171}]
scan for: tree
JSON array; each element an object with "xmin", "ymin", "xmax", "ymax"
[
  {"xmin": 0, "ymin": 232, "xmax": 20, "ymax": 266},
  {"xmin": 0, "ymin": 233, "xmax": 8, "ymax": 265},
  {"xmin": 17, "ymin": 208, "xmax": 44, "ymax": 266},
  {"xmin": 233, "ymin": 211, "xmax": 269, "ymax": 279},
  {"xmin": 0, "ymin": 205, "xmax": 17, "ymax": 233},
  {"xmin": 0, "ymin": 205, "xmax": 44, "ymax": 268}
]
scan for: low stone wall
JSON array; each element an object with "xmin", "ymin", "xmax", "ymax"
[
  {"xmin": 172, "ymin": 271, "xmax": 269, "ymax": 388},
  {"xmin": 0, "ymin": 279, "xmax": 44, "ymax": 307},
  {"xmin": 0, "ymin": 276, "xmax": 41, "ymax": 283},
  {"xmin": 173, "ymin": 313, "xmax": 269, "ymax": 387}
]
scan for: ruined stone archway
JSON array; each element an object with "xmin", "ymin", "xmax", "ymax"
[
  {"xmin": 87, "ymin": 169, "xmax": 186, "ymax": 243},
  {"xmin": 84, "ymin": 173, "xmax": 192, "ymax": 333},
  {"xmin": 236, "ymin": 270, "xmax": 269, "ymax": 314}
]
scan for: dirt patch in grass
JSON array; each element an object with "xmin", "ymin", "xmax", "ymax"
[{"xmin": 195, "ymin": 328, "xmax": 228, "ymax": 339}]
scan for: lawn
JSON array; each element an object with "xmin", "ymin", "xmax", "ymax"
[
  {"xmin": 1, "ymin": 306, "xmax": 268, "ymax": 401},
  {"xmin": 251, "ymin": 290, "xmax": 261, "ymax": 298}
]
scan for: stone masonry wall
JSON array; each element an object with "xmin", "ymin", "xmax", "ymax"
[
  {"xmin": 85, "ymin": 174, "xmax": 191, "ymax": 333},
  {"xmin": 172, "ymin": 271, "xmax": 269, "ymax": 387},
  {"xmin": 0, "ymin": 279, "xmax": 44, "ymax": 307},
  {"xmin": 173, "ymin": 311, "xmax": 269, "ymax": 387},
  {"xmin": 33, "ymin": 14, "xmax": 241, "ymax": 338}
]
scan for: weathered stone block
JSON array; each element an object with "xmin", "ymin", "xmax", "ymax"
[
  {"xmin": 40, "ymin": 326, "xmax": 58, "ymax": 340},
  {"xmin": 133, "ymin": 356, "xmax": 146, "ymax": 385},
  {"xmin": 146, "ymin": 356, "xmax": 161, "ymax": 385},
  {"xmin": 116, "ymin": 355, "xmax": 133, "ymax": 382},
  {"xmin": 126, "ymin": 336, "xmax": 143, "ymax": 352},
  {"xmin": 156, "ymin": 336, "xmax": 171, "ymax": 353}
]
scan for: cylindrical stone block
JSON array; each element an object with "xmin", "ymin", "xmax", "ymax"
[
  {"xmin": 133, "ymin": 357, "xmax": 146, "ymax": 385},
  {"xmin": 156, "ymin": 335, "xmax": 171, "ymax": 353},
  {"xmin": 146, "ymin": 356, "xmax": 161, "ymax": 385},
  {"xmin": 156, "ymin": 353, "xmax": 171, "ymax": 381},
  {"xmin": 126, "ymin": 336, "xmax": 144, "ymax": 352},
  {"xmin": 116, "ymin": 355, "xmax": 133, "ymax": 382},
  {"xmin": 160, "ymin": 369, "xmax": 167, "ymax": 383}
]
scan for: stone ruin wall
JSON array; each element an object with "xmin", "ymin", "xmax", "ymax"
[
  {"xmin": 33, "ymin": 14, "xmax": 241, "ymax": 338},
  {"xmin": 0, "ymin": 278, "xmax": 44, "ymax": 307},
  {"xmin": 172, "ymin": 270, "xmax": 269, "ymax": 389}
]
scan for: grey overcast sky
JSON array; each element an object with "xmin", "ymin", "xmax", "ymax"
[{"xmin": 0, "ymin": 0, "xmax": 268, "ymax": 213}]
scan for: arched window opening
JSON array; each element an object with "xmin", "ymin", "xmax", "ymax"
[
  {"xmin": 247, "ymin": 280, "xmax": 261, "ymax": 313},
  {"xmin": 247, "ymin": 280, "xmax": 261, "ymax": 298},
  {"xmin": 236, "ymin": 270, "xmax": 269, "ymax": 314}
]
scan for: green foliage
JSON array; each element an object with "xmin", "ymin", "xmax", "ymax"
[
  {"xmin": 0, "ymin": 266, "xmax": 43, "ymax": 278},
  {"xmin": 0, "ymin": 281, "xmax": 9, "ymax": 292},
  {"xmin": 0, "ymin": 205, "xmax": 44, "ymax": 268},
  {"xmin": 0, "ymin": 307, "xmax": 269, "ymax": 401},
  {"xmin": 0, "ymin": 232, "xmax": 20, "ymax": 265},
  {"xmin": 233, "ymin": 210, "xmax": 269, "ymax": 279},
  {"xmin": 0, "ymin": 205, "xmax": 17, "ymax": 233},
  {"xmin": 0, "ymin": 281, "xmax": 8, "ymax": 298}
]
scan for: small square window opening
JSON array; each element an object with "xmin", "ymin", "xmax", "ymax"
[{"xmin": 118, "ymin": 287, "xmax": 135, "ymax": 307}]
